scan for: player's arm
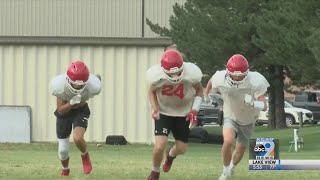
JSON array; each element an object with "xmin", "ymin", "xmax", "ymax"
[
  {"xmin": 202, "ymin": 79, "xmax": 215, "ymax": 105},
  {"xmin": 245, "ymin": 74, "xmax": 269, "ymax": 111},
  {"xmin": 56, "ymin": 97, "xmax": 73, "ymax": 115},
  {"xmin": 71, "ymin": 101, "xmax": 87, "ymax": 109},
  {"xmin": 194, "ymin": 82, "xmax": 204, "ymax": 97},
  {"xmin": 186, "ymin": 82, "xmax": 203, "ymax": 129},
  {"xmin": 203, "ymin": 79, "xmax": 212, "ymax": 97},
  {"xmin": 55, "ymin": 97, "xmax": 83, "ymax": 115},
  {"xmin": 148, "ymin": 84, "xmax": 161, "ymax": 120},
  {"xmin": 244, "ymin": 94, "xmax": 267, "ymax": 111},
  {"xmin": 257, "ymin": 95, "xmax": 267, "ymax": 111},
  {"xmin": 193, "ymin": 82, "xmax": 204, "ymax": 99},
  {"xmin": 191, "ymin": 82, "xmax": 203, "ymax": 112},
  {"xmin": 148, "ymin": 85, "xmax": 159, "ymax": 111}
]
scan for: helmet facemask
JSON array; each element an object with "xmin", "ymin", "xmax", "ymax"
[
  {"xmin": 226, "ymin": 69, "xmax": 248, "ymax": 86},
  {"xmin": 162, "ymin": 64, "xmax": 184, "ymax": 84},
  {"xmin": 66, "ymin": 77, "xmax": 87, "ymax": 94}
]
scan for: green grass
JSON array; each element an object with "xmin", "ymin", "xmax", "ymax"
[{"xmin": 1, "ymin": 125, "xmax": 320, "ymax": 180}]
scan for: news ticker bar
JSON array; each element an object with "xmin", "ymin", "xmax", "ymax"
[{"xmin": 249, "ymin": 160, "xmax": 320, "ymax": 170}]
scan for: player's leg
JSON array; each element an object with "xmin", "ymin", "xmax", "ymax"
[
  {"xmin": 55, "ymin": 110, "xmax": 73, "ymax": 176},
  {"xmin": 226, "ymin": 143, "xmax": 246, "ymax": 177},
  {"xmin": 72, "ymin": 104, "xmax": 92, "ymax": 174},
  {"xmin": 163, "ymin": 140, "xmax": 187, "ymax": 173},
  {"xmin": 148, "ymin": 114, "xmax": 171, "ymax": 180},
  {"xmin": 230, "ymin": 123, "xmax": 255, "ymax": 175},
  {"xmin": 219, "ymin": 118, "xmax": 237, "ymax": 180},
  {"xmin": 58, "ymin": 138, "xmax": 71, "ymax": 176},
  {"xmin": 73, "ymin": 126, "xmax": 92, "ymax": 174},
  {"xmin": 163, "ymin": 116, "xmax": 189, "ymax": 172},
  {"xmin": 73, "ymin": 127, "xmax": 87, "ymax": 153}
]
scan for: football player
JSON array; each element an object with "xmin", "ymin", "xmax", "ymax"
[
  {"xmin": 49, "ymin": 61, "xmax": 102, "ymax": 176},
  {"xmin": 203, "ymin": 54, "xmax": 269, "ymax": 180},
  {"xmin": 146, "ymin": 49, "xmax": 203, "ymax": 180}
]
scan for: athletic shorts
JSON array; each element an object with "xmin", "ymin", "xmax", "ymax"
[
  {"xmin": 223, "ymin": 118, "xmax": 255, "ymax": 146},
  {"xmin": 54, "ymin": 103, "xmax": 90, "ymax": 139},
  {"xmin": 154, "ymin": 113, "xmax": 190, "ymax": 143}
]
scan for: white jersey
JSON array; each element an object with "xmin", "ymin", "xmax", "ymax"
[
  {"xmin": 211, "ymin": 70, "xmax": 269, "ymax": 125},
  {"xmin": 49, "ymin": 74, "xmax": 102, "ymax": 101},
  {"xmin": 146, "ymin": 62, "xmax": 202, "ymax": 117}
]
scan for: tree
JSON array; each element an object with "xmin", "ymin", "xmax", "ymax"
[
  {"xmin": 146, "ymin": 0, "xmax": 320, "ymax": 128},
  {"xmin": 147, "ymin": 0, "xmax": 258, "ymax": 82},
  {"xmin": 251, "ymin": 0, "xmax": 320, "ymax": 128}
]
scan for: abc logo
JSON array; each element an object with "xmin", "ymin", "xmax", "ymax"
[
  {"xmin": 253, "ymin": 139, "xmax": 276, "ymax": 158},
  {"xmin": 254, "ymin": 144, "xmax": 267, "ymax": 156}
]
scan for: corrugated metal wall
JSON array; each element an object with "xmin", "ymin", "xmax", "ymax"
[
  {"xmin": 144, "ymin": 0, "xmax": 187, "ymax": 37},
  {"xmin": 0, "ymin": 0, "xmax": 142, "ymax": 37},
  {"xmin": 0, "ymin": 0, "xmax": 186, "ymax": 37},
  {"xmin": 0, "ymin": 43, "xmax": 165, "ymax": 143}
]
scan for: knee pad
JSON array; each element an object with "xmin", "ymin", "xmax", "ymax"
[{"xmin": 58, "ymin": 138, "xmax": 70, "ymax": 160}]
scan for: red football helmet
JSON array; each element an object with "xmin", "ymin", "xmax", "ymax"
[
  {"xmin": 66, "ymin": 61, "xmax": 90, "ymax": 94},
  {"xmin": 161, "ymin": 49, "xmax": 184, "ymax": 83},
  {"xmin": 226, "ymin": 54, "xmax": 249, "ymax": 86}
]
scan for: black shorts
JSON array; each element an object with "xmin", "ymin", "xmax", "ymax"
[
  {"xmin": 55, "ymin": 103, "xmax": 90, "ymax": 139},
  {"xmin": 154, "ymin": 113, "xmax": 190, "ymax": 143}
]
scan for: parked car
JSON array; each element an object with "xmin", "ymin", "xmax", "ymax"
[
  {"xmin": 257, "ymin": 101, "xmax": 314, "ymax": 126},
  {"xmin": 198, "ymin": 94, "xmax": 224, "ymax": 126},
  {"xmin": 289, "ymin": 91, "xmax": 320, "ymax": 123}
]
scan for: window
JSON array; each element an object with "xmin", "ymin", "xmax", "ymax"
[
  {"xmin": 284, "ymin": 101, "xmax": 294, "ymax": 108},
  {"xmin": 307, "ymin": 93, "xmax": 317, "ymax": 102}
]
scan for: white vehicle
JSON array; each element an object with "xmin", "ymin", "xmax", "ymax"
[{"xmin": 257, "ymin": 101, "xmax": 313, "ymax": 125}]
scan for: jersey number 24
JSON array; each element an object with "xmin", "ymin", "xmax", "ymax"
[{"xmin": 161, "ymin": 84, "xmax": 184, "ymax": 99}]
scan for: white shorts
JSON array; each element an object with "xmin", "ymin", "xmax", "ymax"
[{"xmin": 223, "ymin": 118, "xmax": 255, "ymax": 146}]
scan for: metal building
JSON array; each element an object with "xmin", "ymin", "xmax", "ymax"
[
  {"xmin": 0, "ymin": 0, "xmax": 186, "ymax": 143},
  {"xmin": 0, "ymin": 0, "xmax": 186, "ymax": 37}
]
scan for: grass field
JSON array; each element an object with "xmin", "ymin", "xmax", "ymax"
[{"xmin": 1, "ymin": 125, "xmax": 320, "ymax": 180}]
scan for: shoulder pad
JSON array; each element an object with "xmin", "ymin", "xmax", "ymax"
[
  {"xmin": 247, "ymin": 72, "xmax": 270, "ymax": 97},
  {"xmin": 183, "ymin": 62, "xmax": 203, "ymax": 83},
  {"xmin": 211, "ymin": 70, "xmax": 228, "ymax": 87},
  {"xmin": 87, "ymin": 74, "xmax": 102, "ymax": 95},
  {"xmin": 146, "ymin": 64, "xmax": 164, "ymax": 85},
  {"xmin": 49, "ymin": 74, "xmax": 66, "ymax": 96}
]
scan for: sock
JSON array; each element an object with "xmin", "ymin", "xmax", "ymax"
[
  {"xmin": 167, "ymin": 149, "xmax": 176, "ymax": 161},
  {"xmin": 81, "ymin": 150, "xmax": 88, "ymax": 156},
  {"xmin": 169, "ymin": 149, "xmax": 176, "ymax": 158},
  {"xmin": 152, "ymin": 166, "xmax": 160, "ymax": 172},
  {"xmin": 230, "ymin": 161, "xmax": 235, "ymax": 169},
  {"xmin": 223, "ymin": 165, "xmax": 229, "ymax": 174},
  {"xmin": 63, "ymin": 167, "xmax": 69, "ymax": 170}
]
